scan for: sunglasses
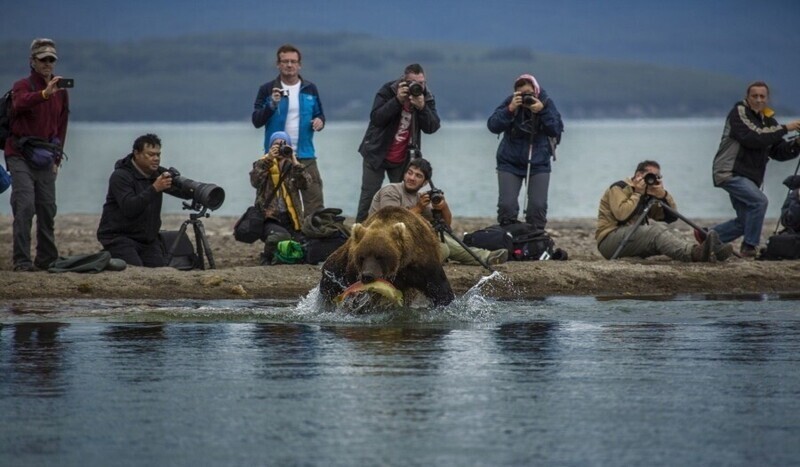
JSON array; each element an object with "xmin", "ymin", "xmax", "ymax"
[{"xmin": 36, "ymin": 57, "xmax": 57, "ymax": 63}]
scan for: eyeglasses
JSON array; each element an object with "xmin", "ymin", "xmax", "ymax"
[
  {"xmin": 36, "ymin": 57, "xmax": 56, "ymax": 63},
  {"xmin": 279, "ymin": 59, "xmax": 299, "ymax": 65}
]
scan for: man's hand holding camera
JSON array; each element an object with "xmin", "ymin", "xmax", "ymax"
[
  {"xmin": 397, "ymin": 81, "xmax": 426, "ymax": 110},
  {"xmin": 271, "ymin": 87, "xmax": 289, "ymax": 105},
  {"xmin": 153, "ymin": 171, "xmax": 173, "ymax": 193},
  {"xmin": 632, "ymin": 171, "xmax": 667, "ymax": 199},
  {"xmin": 509, "ymin": 91, "xmax": 544, "ymax": 114}
]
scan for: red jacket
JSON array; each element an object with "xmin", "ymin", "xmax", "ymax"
[{"xmin": 4, "ymin": 71, "xmax": 69, "ymax": 157}]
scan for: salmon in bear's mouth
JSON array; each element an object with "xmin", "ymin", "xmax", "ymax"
[{"xmin": 334, "ymin": 278, "xmax": 404, "ymax": 306}]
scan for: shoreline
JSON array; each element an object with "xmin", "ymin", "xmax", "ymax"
[{"xmin": 2, "ymin": 214, "xmax": 800, "ymax": 302}]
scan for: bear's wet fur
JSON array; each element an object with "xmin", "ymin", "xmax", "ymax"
[{"xmin": 319, "ymin": 206, "xmax": 455, "ymax": 307}]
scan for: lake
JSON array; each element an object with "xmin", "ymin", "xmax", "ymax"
[
  {"xmin": 2, "ymin": 118, "xmax": 799, "ymax": 220},
  {"xmin": 2, "ymin": 295, "xmax": 799, "ymax": 466}
]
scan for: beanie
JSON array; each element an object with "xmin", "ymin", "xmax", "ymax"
[{"xmin": 269, "ymin": 131, "xmax": 292, "ymax": 148}]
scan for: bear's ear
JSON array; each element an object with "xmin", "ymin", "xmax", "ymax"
[
  {"xmin": 391, "ymin": 222, "xmax": 407, "ymax": 242},
  {"xmin": 352, "ymin": 223, "xmax": 365, "ymax": 243}
]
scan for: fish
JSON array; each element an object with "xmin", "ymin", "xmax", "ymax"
[{"xmin": 334, "ymin": 278, "xmax": 404, "ymax": 307}]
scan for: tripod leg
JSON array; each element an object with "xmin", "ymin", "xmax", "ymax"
[
  {"xmin": 610, "ymin": 200, "xmax": 655, "ymax": 260},
  {"xmin": 194, "ymin": 220, "xmax": 216, "ymax": 269},
  {"xmin": 166, "ymin": 221, "xmax": 191, "ymax": 266},
  {"xmin": 659, "ymin": 203, "xmax": 707, "ymax": 236},
  {"xmin": 443, "ymin": 229, "xmax": 495, "ymax": 272}
]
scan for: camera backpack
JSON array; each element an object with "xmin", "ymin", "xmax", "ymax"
[
  {"xmin": 160, "ymin": 230, "xmax": 200, "ymax": 270},
  {"xmin": 758, "ymin": 232, "xmax": 800, "ymax": 261},
  {"xmin": 463, "ymin": 225, "xmax": 514, "ymax": 252},
  {"xmin": 463, "ymin": 222, "xmax": 567, "ymax": 261}
]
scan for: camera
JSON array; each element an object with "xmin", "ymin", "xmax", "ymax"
[
  {"xmin": 427, "ymin": 188, "xmax": 444, "ymax": 205},
  {"xmin": 275, "ymin": 88, "xmax": 289, "ymax": 97},
  {"xmin": 643, "ymin": 173, "xmax": 661, "ymax": 186},
  {"xmin": 163, "ymin": 167, "xmax": 226, "ymax": 211},
  {"xmin": 278, "ymin": 142, "xmax": 293, "ymax": 158},
  {"xmin": 522, "ymin": 93, "xmax": 537, "ymax": 106},
  {"xmin": 405, "ymin": 80, "xmax": 425, "ymax": 97},
  {"xmin": 57, "ymin": 78, "xmax": 74, "ymax": 89}
]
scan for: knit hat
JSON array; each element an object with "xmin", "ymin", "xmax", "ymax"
[
  {"xmin": 31, "ymin": 38, "xmax": 58, "ymax": 60},
  {"xmin": 514, "ymin": 74, "xmax": 540, "ymax": 97},
  {"xmin": 269, "ymin": 131, "xmax": 292, "ymax": 148}
]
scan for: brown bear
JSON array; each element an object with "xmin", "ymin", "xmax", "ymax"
[{"xmin": 319, "ymin": 206, "xmax": 455, "ymax": 308}]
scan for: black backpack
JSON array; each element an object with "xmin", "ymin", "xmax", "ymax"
[
  {"xmin": 464, "ymin": 222, "xmax": 567, "ymax": 261},
  {"xmin": 160, "ymin": 230, "xmax": 200, "ymax": 270},
  {"xmin": 0, "ymin": 89, "xmax": 14, "ymax": 149},
  {"xmin": 757, "ymin": 232, "xmax": 800, "ymax": 261},
  {"xmin": 0, "ymin": 78, "xmax": 33, "ymax": 150}
]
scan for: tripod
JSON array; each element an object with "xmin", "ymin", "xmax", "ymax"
[
  {"xmin": 430, "ymin": 210, "xmax": 495, "ymax": 272},
  {"xmin": 610, "ymin": 196, "xmax": 706, "ymax": 260},
  {"xmin": 166, "ymin": 201, "xmax": 216, "ymax": 269}
]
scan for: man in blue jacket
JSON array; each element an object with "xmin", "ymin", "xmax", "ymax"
[
  {"xmin": 252, "ymin": 44, "xmax": 326, "ymax": 217},
  {"xmin": 488, "ymin": 74, "xmax": 563, "ymax": 230}
]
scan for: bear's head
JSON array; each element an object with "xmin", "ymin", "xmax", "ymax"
[{"xmin": 347, "ymin": 220, "xmax": 413, "ymax": 284}]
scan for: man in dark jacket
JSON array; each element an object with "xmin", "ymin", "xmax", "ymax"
[
  {"xmin": 355, "ymin": 63, "xmax": 440, "ymax": 222},
  {"xmin": 4, "ymin": 38, "xmax": 70, "ymax": 272},
  {"xmin": 97, "ymin": 134, "xmax": 185, "ymax": 267},
  {"xmin": 710, "ymin": 81, "xmax": 800, "ymax": 257},
  {"xmin": 488, "ymin": 74, "xmax": 563, "ymax": 230}
]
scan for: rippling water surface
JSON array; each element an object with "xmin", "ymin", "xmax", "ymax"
[{"xmin": 2, "ymin": 292, "xmax": 799, "ymax": 466}]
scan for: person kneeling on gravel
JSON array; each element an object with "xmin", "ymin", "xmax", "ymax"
[{"xmin": 596, "ymin": 160, "xmax": 733, "ymax": 262}]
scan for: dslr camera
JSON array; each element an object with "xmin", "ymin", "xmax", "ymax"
[
  {"xmin": 427, "ymin": 188, "xmax": 444, "ymax": 205},
  {"xmin": 278, "ymin": 142, "xmax": 293, "ymax": 158},
  {"xmin": 522, "ymin": 93, "xmax": 537, "ymax": 106},
  {"xmin": 163, "ymin": 167, "xmax": 226, "ymax": 211},
  {"xmin": 405, "ymin": 80, "xmax": 425, "ymax": 97},
  {"xmin": 643, "ymin": 173, "xmax": 661, "ymax": 186}
]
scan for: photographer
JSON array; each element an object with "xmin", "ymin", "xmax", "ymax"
[
  {"xmin": 488, "ymin": 74, "xmax": 563, "ymax": 230},
  {"xmin": 596, "ymin": 160, "xmax": 733, "ymax": 262},
  {"xmin": 97, "ymin": 134, "xmax": 188, "ymax": 267},
  {"xmin": 251, "ymin": 44, "xmax": 326, "ymax": 217},
  {"xmin": 5, "ymin": 39, "xmax": 70, "ymax": 272},
  {"xmin": 709, "ymin": 81, "xmax": 800, "ymax": 257},
  {"xmin": 369, "ymin": 158, "xmax": 507, "ymax": 266},
  {"xmin": 355, "ymin": 63, "xmax": 441, "ymax": 222},
  {"xmin": 250, "ymin": 131, "xmax": 310, "ymax": 265}
]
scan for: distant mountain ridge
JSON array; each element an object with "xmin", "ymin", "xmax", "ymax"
[{"xmin": 0, "ymin": 32, "xmax": 766, "ymax": 122}]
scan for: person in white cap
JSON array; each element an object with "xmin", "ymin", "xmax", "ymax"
[
  {"xmin": 4, "ymin": 38, "xmax": 70, "ymax": 272},
  {"xmin": 487, "ymin": 73, "xmax": 563, "ymax": 231}
]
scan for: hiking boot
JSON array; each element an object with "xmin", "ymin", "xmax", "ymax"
[
  {"xmin": 714, "ymin": 242, "xmax": 735, "ymax": 261},
  {"xmin": 13, "ymin": 263, "xmax": 36, "ymax": 272},
  {"xmin": 739, "ymin": 243, "xmax": 758, "ymax": 259},
  {"xmin": 691, "ymin": 230, "xmax": 719, "ymax": 262},
  {"xmin": 487, "ymin": 248, "xmax": 509, "ymax": 265}
]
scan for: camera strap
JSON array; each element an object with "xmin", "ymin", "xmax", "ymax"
[{"xmin": 262, "ymin": 161, "xmax": 291, "ymax": 210}]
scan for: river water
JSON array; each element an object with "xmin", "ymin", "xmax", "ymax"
[{"xmin": 2, "ymin": 290, "xmax": 799, "ymax": 466}]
